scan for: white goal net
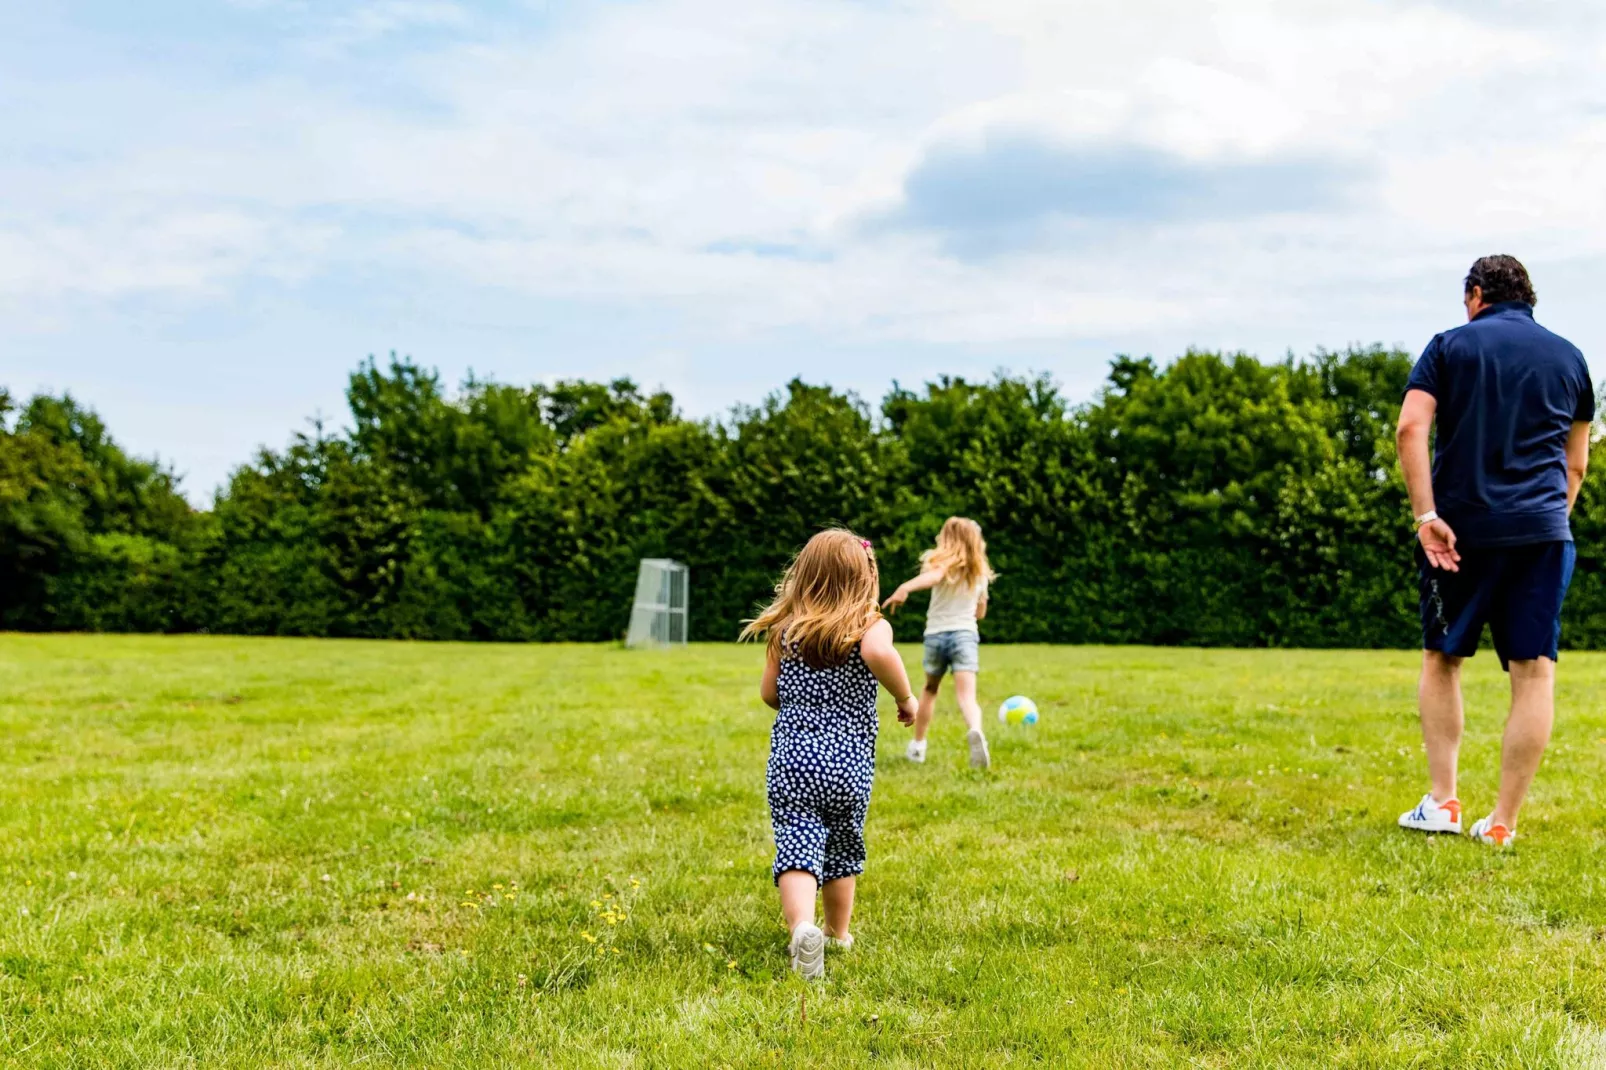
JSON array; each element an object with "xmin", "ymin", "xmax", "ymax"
[{"xmin": 625, "ymin": 558, "xmax": 689, "ymax": 648}]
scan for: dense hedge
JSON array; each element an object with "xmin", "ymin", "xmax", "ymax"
[{"xmin": 5, "ymin": 351, "xmax": 1606, "ymax": 646}]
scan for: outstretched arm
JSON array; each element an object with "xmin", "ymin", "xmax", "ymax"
[
  {"xmin": 882, "ymin": 568, "xmax": 945, "ymax": 613},
  {"xmin": 1567, "ymin": 421, "xmax": 1590, "ymax": 513},
  {"xmin": 858, "ymin": 619, "xmax": 919, "ymax": 725},
  {"xmin": 1398, "ymin": 388, "xmax": 1460, "ymax": 573}
]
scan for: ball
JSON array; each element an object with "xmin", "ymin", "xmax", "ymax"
[{"xmin": 997, "ymin": 695, "xmax": 1039, "ymax": 726}]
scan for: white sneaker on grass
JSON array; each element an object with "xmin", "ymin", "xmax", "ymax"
[
  {"xmin": 966, "ymin": 729, "xmax": 991, "ymax": 770},
  {"xmin": 1468, "ymin": 815, "xmax": 1515, "ymax": 847},
  {"xmin": 826, "ymin": 933, "xmax": 854, "ymax": 951},
  {"xmin": 1398, "ymin": 793, "xmax": 1462, "ymax": 834},
  {"xmin": 905, "ymin": 739, "xmax": 927, "ymax": 764},
  {"xmin": 789, "ymin": 923, "xmax": 825, "ymax": 980}
]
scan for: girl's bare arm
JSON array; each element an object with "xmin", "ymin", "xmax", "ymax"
[
  {"xmin": 882, "ymin": 568, "xmax": 945, "ymax": 612},
  {"xmin": 859, "ymin": 619, "xmax": 919, "ymax": 725},
  {"xmin": 759, "ymin": 649, "xmax": 781, "ymax": 710},
  {"xmin": 975, "ymin": 590, "xmax": 988, "ymax": 621}
]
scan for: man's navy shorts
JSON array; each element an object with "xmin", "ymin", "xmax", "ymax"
[{"xmin": 1417, "ymin": 540, "xmax": 1576, "ymax": 669}]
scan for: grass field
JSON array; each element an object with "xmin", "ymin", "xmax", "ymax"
[{"xmin": 5, "ymin": 636, "xmax": 1606, "ymax": 1067}]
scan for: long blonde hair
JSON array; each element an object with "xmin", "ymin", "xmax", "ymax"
[
  {"xmin": 740, "ymin": 529, "xmax": 882, "ymax": 668},
  {"xmin": 920, "ymin": 517, "xmax": 995, "ymax": 589}
]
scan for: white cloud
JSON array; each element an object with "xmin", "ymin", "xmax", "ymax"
[{"xmin": 2, "ymin": 0, "xmax": 1604, "ymax": 350}]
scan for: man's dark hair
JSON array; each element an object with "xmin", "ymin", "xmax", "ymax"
[{"xmin": 1465, "ymin": 254, "xmax": 1537, "ymax": 306}]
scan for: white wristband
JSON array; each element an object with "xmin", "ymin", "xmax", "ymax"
[{"xmin": 1414, "ymin": 509, "xmax": 1438, "ymax": 526}]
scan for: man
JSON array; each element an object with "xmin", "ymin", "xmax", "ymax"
[{"xmin": 1396, "ymin": 255, "xmax": 1593, "ymax": 846}]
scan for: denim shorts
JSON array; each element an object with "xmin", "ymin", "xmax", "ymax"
[{"xmin": 923, "ymin": 629, "xmax": 980, "ymax": 677}]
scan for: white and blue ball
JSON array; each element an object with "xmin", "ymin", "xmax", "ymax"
[{"xmin": 997, "ymin": 695, "xmax": 1039, "ymax": 726}]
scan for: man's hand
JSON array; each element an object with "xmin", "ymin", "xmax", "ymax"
[
  {"xmin": 881, "ymin": 586, "xmax": 908, "ymax": 613},
  {"xmin": 1418, "ymin": 518, "xmax": 1461, "ymax": 573},
  {"xmin": 896, "ymin": 694, "xmax": 918, "ymax": 725}
]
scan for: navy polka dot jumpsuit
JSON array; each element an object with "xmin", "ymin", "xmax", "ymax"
[{"xmin": 767, "ymin": 644, "xmax": 880, "ymax": 885}]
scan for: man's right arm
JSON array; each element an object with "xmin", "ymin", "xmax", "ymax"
[{"xmin": 1398, "ymin": 388, "xmax": 1460, "ymax": 571}]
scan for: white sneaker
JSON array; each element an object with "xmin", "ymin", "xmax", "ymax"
[
  {"xmin": 1398, "ymin": 793, "xmax": 1462, "ymax": 834},
  {"xmin": 1468, "ymin": 815, "xmax": 1515, "ymax": 847},
  {"xmin": 789, "ymin": 923, "xmax": 825, "ymax": 980},
  {"xmin": 966, "ymin": 729, "xmax": 990, "ymax": 770},
  {"xmin": 905, "ymin": 739, "xmax": 927, "ymax": 763},
  {"xmin": 826, "ymin": 932, "xmax": 854, "ymax": 951}
]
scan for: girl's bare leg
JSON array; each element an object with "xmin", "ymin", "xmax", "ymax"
[
  {"xmin": 822, "ymin": 877, "xmax": 856, "ymax": 940},
  {"xmin": 778, "ymin": 870, "xmax": 817, "ymax": 931},
  {"xmin": 953, "ymin": 671, "xmax": 984, "ymax": 733},
  {"xmin": 913, "ymin": 672, "xmax": 942, "ymax": 742}
]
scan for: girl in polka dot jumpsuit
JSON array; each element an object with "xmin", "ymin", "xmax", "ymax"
[{"xmin": 741, "ymin": 529, "xmax": 920, "ymax": 980}]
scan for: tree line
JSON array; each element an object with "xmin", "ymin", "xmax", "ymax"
[{"xmin": 5, "ymin": 350, "xmax": 1605, "ymax": 647}]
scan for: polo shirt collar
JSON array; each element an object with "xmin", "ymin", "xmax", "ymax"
[{"xmin": 1474, "ymin": 300, "xmax": 1534, "ymax": 320}]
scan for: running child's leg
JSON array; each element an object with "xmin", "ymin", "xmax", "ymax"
[
  {"xmin": 822, "ymin": 877, "xmax": 856, "ymax": 942},
  {"xmin": 820, "ymin": 798, "xmax": 866, "ymax": 943},
  {"xmin": 770, "ymin": 798, "xmax": 826, "ymax": 930},
  {"xmin": 913, "ymin": 671, "xmax": 942, "ymax": 742},
  {"xmin": 778, "ymin": 870, "xmax": 818, "ymax": 931},
  {"xmin": 954, "ymin": 670, "xmax": 990, "ymax": 769},
  {"xmin": 953, "ymin": 670, "xmax": 984, "ymax": 733}
]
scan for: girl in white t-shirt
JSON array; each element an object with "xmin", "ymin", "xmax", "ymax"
[{"xmin": 882, "ymin": 517, "xmax": 996, "ymax": 769}]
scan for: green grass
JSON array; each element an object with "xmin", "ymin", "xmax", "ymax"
[{"xmin": 5, "ymin": 635, "xmax": 1606, "ymax": 1067}]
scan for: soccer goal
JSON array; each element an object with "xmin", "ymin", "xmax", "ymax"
[{"xmin": 625, "ymin": 558, "xmax": 689, "ymax": 648}]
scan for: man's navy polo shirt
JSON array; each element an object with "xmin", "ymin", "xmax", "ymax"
[{"xmin": 1405, "ymin": 300, "xmax": 1594, "ymax": 547}]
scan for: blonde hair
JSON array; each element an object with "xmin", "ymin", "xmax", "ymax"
[
  {"xmin": 740, "ymin": 528, "xmax": 882, "ymax": 669},
  {"xmin": 920, "ymin": 517, "xmax": 995, "ymax": 589}
]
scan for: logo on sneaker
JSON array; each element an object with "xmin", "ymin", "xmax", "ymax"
[{"xmin": 1442, "ymin": 798, "xmax": 1461, "ymax": 823}]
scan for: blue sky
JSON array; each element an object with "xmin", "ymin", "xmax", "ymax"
[{"xmin": 6, "ymin": 0, "xmax": 1606, "ymax": 501}]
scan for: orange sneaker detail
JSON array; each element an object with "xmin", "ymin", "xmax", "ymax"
[
  {"xmin": 1443, "ymin": 799, "xmax": 1461, "ymax": 822},
  {"xmin": 1487, "ymin": 824, "xmax": 1512, "ymax": 845}
]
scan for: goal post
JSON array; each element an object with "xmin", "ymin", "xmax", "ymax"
[{"xmin": 625, "ymin": 558, "xmax": 689, "ymax": 648}]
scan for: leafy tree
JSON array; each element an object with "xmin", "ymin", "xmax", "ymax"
[
  {"xmin": 0, "ymin": 391, "xmax": 205, "ymax": 631},
  {"xmin": 10, "ymin": 344, "xmax": 1601, "ymax": 650}
]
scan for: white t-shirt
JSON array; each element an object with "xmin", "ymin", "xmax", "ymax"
[{"xmin": 924, "ymin": 575, "xmax": 986, "ymax": 636}]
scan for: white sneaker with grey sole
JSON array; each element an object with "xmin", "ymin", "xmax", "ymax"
[
  {"xmin": 905, "ymin": 739, "xmax": 927, "ymax": 764},
  {"xmin": 966, "ymin": 729, "xmax": 991, "ymax": 770},
  {"xmin": 789, "ymin": 923, "xmax": 825, "ymax": 980}
]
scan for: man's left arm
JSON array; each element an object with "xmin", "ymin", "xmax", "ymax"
[{"xmin": 1567, "ymin": 421, "xmax": 1590, "ymax": 513}]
